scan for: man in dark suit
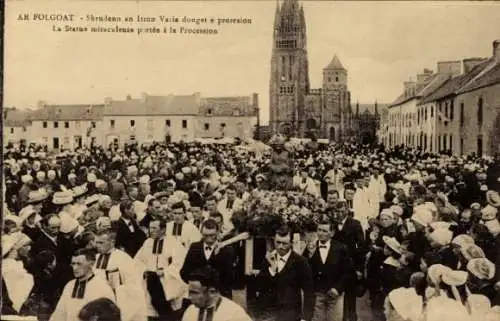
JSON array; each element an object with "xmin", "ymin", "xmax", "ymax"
[
  {"xmin": 332, "ymin": 202, "xmax": 365, "ymax": 321},
  {"xmin": 256, "ymin": 225, "xmax": 315, "ymax": 321},
  {"xmin": 112, "ymin": 199, "xmax": 147, "ymax": 257},
  {"xmin": 108, "ymin": 170, "xmax": 127, "ymax": 202},
  {"xmin": 180, "ymin": 219, "xmax": 235, "ymax": 299},
  {"xmin": 31, "ymin": 214, "xmax": 75, "ymax": 310},
  {"xmin": 303, "ymin": 219, "xmax": 355, "ymax": 321}
]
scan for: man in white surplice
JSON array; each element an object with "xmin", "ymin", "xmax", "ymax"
[
  {"xmin": 353, "ymin": 175, "xmax": 372, "ymax": 231},
  {"xmin": 135, "ymin": 218, "xmax": 188, "ymax": 319},
  {"xmin": 216, "ymin": 185, "xmax": 243, "ymax": 234},
  {"xmin": 50, "ymin": 248, "xmax": 115, "ymax": 321},
  {"xmin": 166, "ymin": 202, "xmax": 202, "ymax": 249},
  {"xmin": 93, "ymin": 229, "xmax": 148, "ymax": 321},
  {"xmin": 182, "ymin": 266, "xmax": 251, "ymax": 321}
]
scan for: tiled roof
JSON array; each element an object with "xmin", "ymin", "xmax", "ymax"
[
  {"xmin": 200, "ymin": 96, "xmax": 257, "ymax": 117},
  {"xmin": 420, "ymin": 59, "xmax": 493, "ymax": 104},
  {"xmin": 325, "ymin": 55, "xmax": 346, "ymax": 70},
  {"xmin": 29, "ymin": 105, "xmax": 105, "ymax": 121},
  {"xmin": 456, "ymin": 59, "xmax": 500, "ymax": 94},
  {"xmin": 3, "ymin": 108, "xmax": 32, "ymax": 127},
  {"xmin": 104, "ymin": 94, "xmax": 199, "ymax": 116}
]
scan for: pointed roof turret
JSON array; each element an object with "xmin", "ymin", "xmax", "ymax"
[
  {"xmin": 355, "ymin": 101, "xmax": 359, "ymax": 116},
  {"xmin": 374, "ymin": 100, "xmax": 379, "ymax": 116},
  {"xmin": 273, "ymin": 0, "xmax": 281, "ymax": 29},
  {"xmin": 300, "ymin": 4, "xmax": 306, "ymax": 28},
  {"xmin": 325, "ymin": 55, "xmax": 346, "ymax": 71}
]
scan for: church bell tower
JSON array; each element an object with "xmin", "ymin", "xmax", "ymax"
[{"xmin": 269, "ymin": 0, "xmax": 310, "ymax": 137}]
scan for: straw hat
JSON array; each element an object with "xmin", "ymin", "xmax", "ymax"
[
  {"xmin": 486, "ymin": 190, "xmax": 500, "ymax": 207},
  {"xmin": 461, "ymin": 243, "xmax": 486, "ymax": 261},
  {"xmin": 429, "ymin": 228, "xmax": 453, "ymax": 246},
  {"xmin": 451, "ymin": 234, "xmax": 475, "ymax": 249},
  {"xmin": 72, "ymin": 185, "xmax": 88, "ymax": 198},
  {"xmin": 52, "ymin": 191, "xmax": 74, "ymax": 205},
  {"xmin": 388, "ymin": 288, "xmax": 423, "ymax": 321},
  {"xmin": 427, "ymin": 264, "xmax": 452, "ymax": 286},
  {"xmin": 481, "ymin": 205, "xmax": 498, "ymax": 221},
  {"xmin": 27, "ymin": 189, "xmax": 48, "ymax": 204}
]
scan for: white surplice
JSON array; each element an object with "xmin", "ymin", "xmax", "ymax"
[
  {"xmin": 49, "ymin": 275, "xmax": 115, "ymax": 321},
  {"xmin": 134, "ymin": 236, "xmax": 188, "ymax": 316},
  {"xmin": 165, "ymin": 221, "xmax": 202, "ymax": 249},
  {"xmin": 93, "ymin": 249, "xmax": 148, "ymax": 321}
]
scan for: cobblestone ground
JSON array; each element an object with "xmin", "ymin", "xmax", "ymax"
[{"xmin": 232, "ymin": 289, "xmax": 373, "ymax": 321}]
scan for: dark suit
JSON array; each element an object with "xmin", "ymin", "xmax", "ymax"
[
  {"xmin": 256, "ymin": 251, "xmax": 315, "ymax": 321},
  {"xmin": 303, "ymin": 240, "xmax": 355, "ymax": 294},
  {"xmin": 108, "ymin": 178, "xmax": 127, "ymax": 201},
  {"xmin": 333, "ymin": 217, "xmax": 365, "ymax": 321},
  {"xmin": 31, "ymin": 232, "xmax": 75, "ymax": 308},
  {"xmin": 112, "ymin": 218, "xmax": 147, "ymax": 257},
  {"xmin": 180, "ymin": 241, "xmax": 235, "ymax": 298}
]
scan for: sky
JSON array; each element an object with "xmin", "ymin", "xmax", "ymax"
[{"xmin": 4, "ymin": 0, "xmax": 500, "ymax": 124}]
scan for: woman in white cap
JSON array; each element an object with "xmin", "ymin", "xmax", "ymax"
[
  {"xmin": 466, "ymin": 258, "xmax": 497, "ymax": 302},
  {"xmin": 384, "ymin": 287, "xmax": 423, "ymax": 321},
  {"xmin": 380, "ymin": 236, "xmax": 413, "ymax": 300},
  {"xmin": 2, "ymin": 232, "xmax": 34, "ymax": 314}
]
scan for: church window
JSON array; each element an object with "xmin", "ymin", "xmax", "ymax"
[
  {"xmin": 335, "ymin": 77, "xmax": 339, "ymax": 82},
  {"xmin": 207, "ymin": 108, "xmax": 212, "ymax": 115},
  {"xmin": 204, "ymin": 123, "xmax": 210, "ymax": 130}
]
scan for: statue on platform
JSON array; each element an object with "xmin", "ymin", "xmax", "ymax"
[{"xmin": 268, "ymin": 134, "xmax": 293, "ymax": 190}]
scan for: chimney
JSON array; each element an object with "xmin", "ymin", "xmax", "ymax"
[
  {"xmin": 463, "ymin": 57, "xmax": 488, "ymax": 74},
  {"xmin": 252, "ymin": 93, "xmax": 259, "ymax": 108},
  {"xmin": 104, "ymin": 97, "xmax": 113, "ymax": 105},
  {"xmin": 493, "ymin": 39, "xmax": 500, "ymax": 61},
  {"xmin": 126, "ymin": 94, "xmax": 132, "ymax": 100},
  {"xmin": 140, "ymin": 92, "xmax": 148, "ymax": 103},
  {"xmin": 417, "ymin": 69, "xmax": 433, "ymax": 84},
  {"xmin": 403, "ymin": 80, "xmax": 416, "ymax": 98},
  {"xmin": 437, "ymin": 61, "xmax": 462, "ymax": 76}
]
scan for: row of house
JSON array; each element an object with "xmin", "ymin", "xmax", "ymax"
[
  {"xmin": 4, "ymin": 92, "xmax": 259, "ymax": 150},
  {"xmin": 379, "ymin": 39, "xmax": 500, "ymax": 156}
]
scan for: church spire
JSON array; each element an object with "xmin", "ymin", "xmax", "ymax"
[
  {"xmin": 374, "ymin": 100, "xmax": 379, "ymax": 116},
  {"xmin": 355, "ymin": 101, "xmax": 359, "ymax": 116},
  {"xmin": 273, "ymin": 0, "xmax": 281, "ymax": 29}
]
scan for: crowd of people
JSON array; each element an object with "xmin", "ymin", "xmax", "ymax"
[{"xmin": 2, "ymin": 136, "xmax": 500, "ymax": 321}]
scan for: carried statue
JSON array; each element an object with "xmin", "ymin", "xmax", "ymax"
[{"xmin": 268, "ymin": 134, "xmax": 293, "ymax": 190}]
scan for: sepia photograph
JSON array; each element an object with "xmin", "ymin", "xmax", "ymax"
[{"xmin": 2, "ymin": 0, "xmax": 500, "ymax": 320}]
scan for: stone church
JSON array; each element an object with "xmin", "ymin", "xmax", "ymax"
[{"xmin": 269, "ymin": 0, "xmax": 355, "ymax": 140}]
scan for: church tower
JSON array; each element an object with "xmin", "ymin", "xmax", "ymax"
[
  {"xmin": 322, "ymin": 55, "xmax": 351, "ymax": 141},
  {"xmin": 269, "ymin": 0, "xmax": 310, "ymax": 137}
]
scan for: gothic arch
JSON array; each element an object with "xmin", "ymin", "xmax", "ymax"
[{"xmin": 329, "ymin": 126, "xmax": 336, "ymax": 140}]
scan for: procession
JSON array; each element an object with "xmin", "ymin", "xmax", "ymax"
[
  {"xmin": 4, "ymin": 0, "xmax": 500, "ymax": 320},
  {"xmin": 2, "ymin": 135, "xmax": 500, "ymax": 321}
]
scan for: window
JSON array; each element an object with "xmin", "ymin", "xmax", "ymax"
[
  {"xmin": 430, "ymin": 107, "xmax": 434, "ymax": 118},
  {"xmin": 220, "ymin": 123, "xmax": 226, "ymax": 128},
  {"xmin": 129, "ymin": 135, "xmax": 136, "ymax": 141},
  {"xmin": 438, "ymin": 135, "xmax": 441, "ymax": 151},
  {"xmin": 477, "ymin": 97, "xmax": 483, "ymax": 127},
  {"xmin": 53, "ymin": 137, "xmax": 59, "ymax": 149},
  {"xmin": 204, "ymin": 123, "xmax": 210, "ymax": 131},
  {"xmin": 477, "ymin": 135, "xmax": 483, "ymax": 155},
  {"xmin": 130, "ymin": 120, "xmax": 135, "ymax": 127},
  {"xmin": 449, "ymin": 134, "xmax": 453, "ymax": 152},
  {"xmin": 443, "ymin": 134, "xmax": 447, "ymax": 151},
  {"xmin": 445, "ymin": 104, "xmax": 448, "ymax": 118},
  {"xmin": 165, "ymin": 119, "xmax": 171, "ymax": 127},
  {"xmin": 335, "ymin": 77, "xmax": 339, "ymax": 82},
  {"xmin": 460, "ymin": 138, "xmax": 463, "ymax": 155},
  {"xmin": 460, "ymin": 102, "xmax": 464, "ymax": 127},
  {"xmin": 182, "ymin": 120, "xmax": 187, "ymax": 129},
  {"xmin": 43, "ymin": 121, "xmax": 48, "ymax": 128},
  {"xmin": 110, "ymin": 120, "xmax": 115, "ymax": 128},
  {"xmin": 54, "ymin": 121, "xmax": 59, "ymax": 129},
  {"xmin": 328, "ymin": 77, "xmax": 331, "ymax": 82},
  {"xmin": 10, "ymin": 128, "xmax": 14, "ymax": 134},
  {"xmin": 450, "ymin": 101, "xmax": 454, "ymax": 120},
  {"xmin": 91, "ymin": 121, "xmax": 96, "ymax": 128},
  {"xmin": 207, "ymin": 109, "xmax": 212, "ymax": 116},
  {"xmin": 64, "ymin": 121, "xmax": 69, "ymax": 128}
]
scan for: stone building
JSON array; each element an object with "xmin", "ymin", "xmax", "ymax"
[
  {"xmin": 383, "ymin": 39, "xmax": 500, "ymax": 156},
  {"xmin": 352, "ymin": 102, "xmax": 388, "ymax": 145},
  {"xmin": 268, "ymin": 0, "xmax": 354, "ymax": 140},
  {"xmin": 4, "ymin": 92, "xmax": 258, "ymax": 149}
]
